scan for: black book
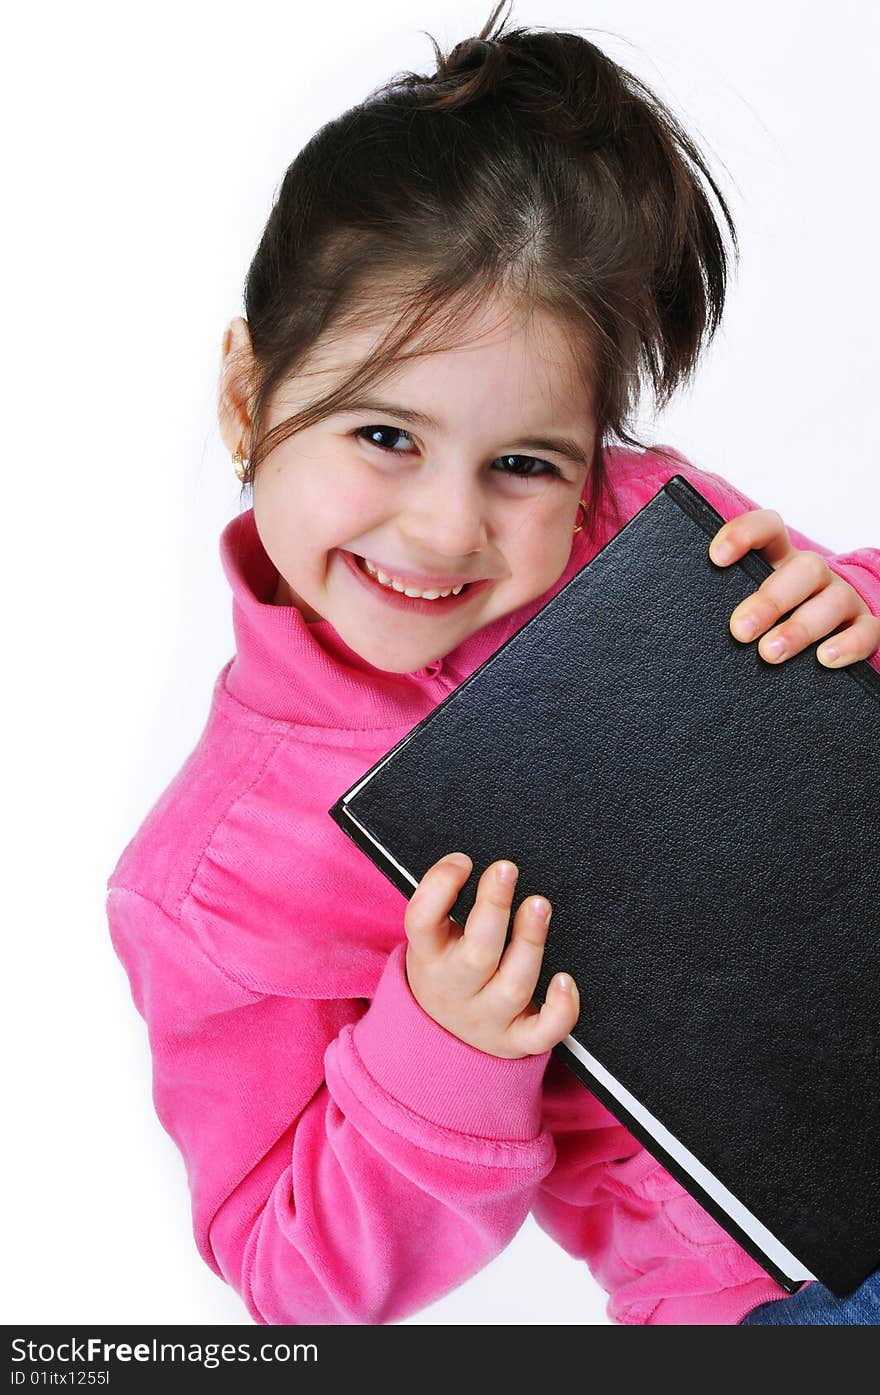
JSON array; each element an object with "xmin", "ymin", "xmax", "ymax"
[{"xmin": 328, "ymin": 474, "xmax": 880, "ymax": 1298}]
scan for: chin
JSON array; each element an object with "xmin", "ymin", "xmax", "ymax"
[
  {"xmin": 364, "ymin": 647, "xmax": 439, "ymax": 675},
  {"xmin": 336, "ymin": 629, "xmax": 440, "ymax": 674},
  {"xmin": 384, "ymin": 658, "xmax": 440, "ymax": 675}
]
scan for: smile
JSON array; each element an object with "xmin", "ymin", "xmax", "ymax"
[{"xmin": 339, "ymin": 550, "xmax": 492, "ymax": 615}]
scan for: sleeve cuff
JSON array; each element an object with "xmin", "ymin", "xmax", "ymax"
[
  {"xmin": 825, "ymin": 552, "xmax": 880, "ymax": 673},
  {"xmin": 735, "ymin": 1279, "xmax": 814, "ymax": 1325},
  {"xmin": 349, "ymin": 941, "xmax": 552, "ymax": 1139}
]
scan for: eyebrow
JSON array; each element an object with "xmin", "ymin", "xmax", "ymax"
[{"xmin": 334, "ymin": 396, "xmax": 590, "ymax": 468}]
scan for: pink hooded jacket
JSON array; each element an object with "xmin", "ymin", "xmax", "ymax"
[{"xmin": 106, "ymin": 445, "xmax": 880, "ymax": 1325}]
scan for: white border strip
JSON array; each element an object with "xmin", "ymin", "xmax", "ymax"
[{"xmin": 562, "ymin": 1031, "xmax": 815, "ymax": 1282}]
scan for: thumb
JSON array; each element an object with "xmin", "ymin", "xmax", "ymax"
[{"xmin": 551, "ymin": 972, "xmax": 579, "ymax": 1020}]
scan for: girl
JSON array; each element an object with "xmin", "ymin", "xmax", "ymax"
[{"xmin": 107, "ymin": 2, "xmax": 880, "ymax": 1326}]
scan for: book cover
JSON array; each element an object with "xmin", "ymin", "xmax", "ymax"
[{"xmin": 328, "ymin": 473, "xmax": 880, "ymax": 1297}]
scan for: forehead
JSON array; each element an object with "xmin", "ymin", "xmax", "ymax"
[{"xmin": 286, "ymin": 291, "xmax": 593, "ymax": 425}]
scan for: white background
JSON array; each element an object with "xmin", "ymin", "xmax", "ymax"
[{"xmin": 4, "ymin": 0, "xmax": 878, "ymax": 1327}]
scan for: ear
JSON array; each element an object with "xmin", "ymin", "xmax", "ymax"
[{"xmin": 218, "ymin": 316, "xmax": 256, "ymax": 455}]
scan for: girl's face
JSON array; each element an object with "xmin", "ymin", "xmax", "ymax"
[{"xmin": 227, "ymin": 295, "xmax": 595, "ymax": 675}]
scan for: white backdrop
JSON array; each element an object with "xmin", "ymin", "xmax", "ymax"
[{"xmin": 3, "ymin": 0, "xmax": 878, "ymax": 1327}]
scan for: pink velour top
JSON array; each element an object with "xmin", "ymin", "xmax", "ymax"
[{"xmin": 107, "ymin": 445, "xmax": 880, "ymax": 1325}]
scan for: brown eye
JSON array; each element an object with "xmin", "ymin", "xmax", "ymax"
[
  {"xmin": 355, "ymin": 425, "xmax": 414, "ymax": 452},
  {"xmin": 495, "ymin": 454, "xmax": 563, "ymax": 480}
]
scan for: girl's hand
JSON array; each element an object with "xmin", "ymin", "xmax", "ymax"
[
  {"xmin": 404, "ymin": 853, "xmax": 579, "ymax": 1059},
  {"xmin": 709, "ymin": 510, "xmax": 880, "ymax": 668}
]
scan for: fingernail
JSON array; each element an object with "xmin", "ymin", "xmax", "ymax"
[
  {"xmin": 711, "ymin": 542, "xmax": 734, "ymax": 564},
  {"xmin": 531, "ymin": 896, "xmax": 551, "ymax": 921},
  {"xmin": 556, "ymin": 974, "xmax": 570, "ymax": 992},
  {"xmin": 446, "ymin": 853, "xmax": 472, "ymax": 870},
  {"xmin": 765, "ymin": 638, "xmax": 786, "ymax": 659},
  {"xmin": 733, "ymin": 614, "xmax": 758, "ymax": 641},
  {"xmin": 818, "ymin": 644, "xmax": 840, "ymax": 664},
  {"xmin": 497, "ymin": 861, "xmax": 518, "ymax": 883}
]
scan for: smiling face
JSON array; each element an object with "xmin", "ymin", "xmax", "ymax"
[{"xmin": 221, "ymin": 292, "xmax": 596, "ymax": 674}]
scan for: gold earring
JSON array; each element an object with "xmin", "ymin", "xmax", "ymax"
[
  {"xmin": 573, "ymin": 497, "xmax": 587, "ymax": 533},
  {"xmin": 232, "ymin": 442, "xmax": 250, "ymax": 482}
]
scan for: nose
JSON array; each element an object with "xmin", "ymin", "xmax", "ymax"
[{"xmin": 397, "ymin": 471, "xmax": 489, "ymax": 562}]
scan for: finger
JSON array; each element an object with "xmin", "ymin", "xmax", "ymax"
[
  {"xmin": 817, "ymin": 611, "xmax": 880, "ymax": 668},
  {"xmin": 404, "ymin": 853, "xmax": 473, "ymax": 960},
  {"xmin": 448, "ymin": 859, "xmax": 519, "ymax": 995},
  {"xmin": 750, "ymin": 568, "xmax": 860, "ymax": 663},
  {"xmin": 727, "ymin": 550, "xmax": 833, "ymax": 655},
  {"xmin": 490, "ymin": 894, "xmax": 554, "ymax": 1021},
  {"xmin": 709, "ymin": 509, "xmax": 794, "ymax": 570},
  {"xmin": 509, "ymin": 973, "xmax": 580, "ymax": 1057}
]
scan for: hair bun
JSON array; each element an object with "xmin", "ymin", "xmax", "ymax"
[
  {"xmin": 434, "ymin": 35, "xmax": 502, "ymax": 82},
  {"xmin": 409, "ymin": 6, "xmax": 615, "ymax": 151},
  {"xmin": 418, "ymin": 31, "xmax": 513, "ymax": 112}
]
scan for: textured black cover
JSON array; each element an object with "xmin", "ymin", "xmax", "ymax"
[{"xmin": 328, "ymin": 473, "xmax": 880, "ymax": 1298}]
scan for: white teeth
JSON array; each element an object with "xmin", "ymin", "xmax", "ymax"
[{"xmin": 361, "ymin": 556, "xmax": 466, "ymax": 600}]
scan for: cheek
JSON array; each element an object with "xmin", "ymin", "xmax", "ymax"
[
  {"xmin": 511, "ymin": 515, "xmax": 573, "ymax": 580},
  {"xmin": 277, "ymin": 467, "xmax": 352, "ymax": 540},
  {"xmin": 321, "ymin": 473, "xmax": 397, "ymax": 546}
]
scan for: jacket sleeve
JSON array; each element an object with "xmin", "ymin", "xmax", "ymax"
[
  {"xmin": 533, "ymin": 1054, "xmax": 792, "ymax": 1324},
  {"xmin": 106, "ymin": 884, "xmax": 555, "ymax": 1326},
  {"xmin": 651, "ymin": 447, "xmax": 880, "ymax": 674}
]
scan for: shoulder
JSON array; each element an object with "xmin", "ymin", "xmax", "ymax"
[
  {"xmin": 107, "ymin": 669, "xmax": 401, "ymax": 999},
  {"xmin": 603, "ymin": 443, "xmax": 763, "ymax": 523},
  {"xmin": 106, "ymin": 663, "xmax": 291, "ymax": 922}
]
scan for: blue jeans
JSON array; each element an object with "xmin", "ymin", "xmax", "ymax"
[{"xmin": 741, "ymin": 1268, "xmax": 880, "ymax": 1324}]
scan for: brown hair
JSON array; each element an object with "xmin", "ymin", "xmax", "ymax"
[{"xmin": 231, "ymin": 0, "xmax": 738, "ymax": 543}]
